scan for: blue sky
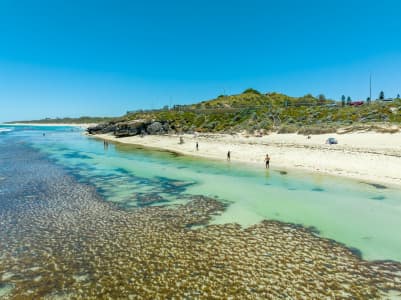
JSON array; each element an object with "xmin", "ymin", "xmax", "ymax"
[{"xmin": 1, "ymin": 0, "xmax": 400, "ymax": 121}]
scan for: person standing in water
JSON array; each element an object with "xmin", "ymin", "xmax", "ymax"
[
  {"xmin": 196, "ymin": 142, "xmax": 199, "ymax": 151},
  {"xmin": 227, "ymin": 150, "xmax": 231, "ymax": 161},
  {"xmin": 264, "ymin": 153, "xmax": 270, "ymax": 168}
]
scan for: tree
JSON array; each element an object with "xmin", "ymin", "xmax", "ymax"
[
  {"xmin": 318, "ymin": 94, "xmax": 326, "ymax": 102},
  {"xmin": 366, "ymin": 97, "xmax": 371, "ymax": 104},
  {"xmin": 341, "ymin": 95, "xmax": 346, "ymax": 107},
  {"xmin": 397, "ymin": 94, "xmax": 400, "ymax": 99},
  {"xmin": 379, "ymin": 91, "xmax": 385, "ymax": 100},
  {"xmin": 346, "ymin": 96, "xmax": 352, "ymax": 105},
  {"xmin": 243, "ymin": 88, "xmax": 261, "ymax": 95}
]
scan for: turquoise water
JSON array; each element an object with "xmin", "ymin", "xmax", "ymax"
[{"xmin": 2, "ymin": 124, "xmax": 401, "ymax": 262}]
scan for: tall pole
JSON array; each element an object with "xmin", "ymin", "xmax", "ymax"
[{"xmin": 369, "ymin": 74, "xmax": 372, "ymax": 102}]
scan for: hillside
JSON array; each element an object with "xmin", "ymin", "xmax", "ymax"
[
  {"xmin": 89, "ymin": 90, "xmax": 401, "ymax": 136},
  {"xmin": 9, "ymin": 90, "xmax": 400, "ymax": 135}
]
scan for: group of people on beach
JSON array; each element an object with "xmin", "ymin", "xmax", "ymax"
[
  {"xmin": 194, "ymin": 142, "xmax": 270, "ymax": 168},
  {"xmin": 103, "ymin": 140, "xmax": 109, "ymax": 150}
]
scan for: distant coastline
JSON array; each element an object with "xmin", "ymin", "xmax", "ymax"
[{"xmin": 3, "ymin": 123, "xmax": 96, "ymax": 128}]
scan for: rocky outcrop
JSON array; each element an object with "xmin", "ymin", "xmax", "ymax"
[
  {"xmin": 87, "ymin": 123, "xmax": 117, "ymax": 135},
  {"xmin": 114, "ymin": 122, "xmax": 147, "ymax": 137},
  {"xmin": 87, "ymin": 120, "xmax": 172, "ymax": 137},
  {"xmin": 146, "ymin": 122, "xmax": 164, "ymax": 135}
]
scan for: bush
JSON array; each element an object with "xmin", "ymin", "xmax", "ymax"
[
  {"xmin": 298, "ymin": 126, "xmax": 337, "ymax": 135},
  {"xmin": 242, "ymin": 88, "xmax": 261, "ymax": 95},
  {"xmin": 277, "ymin": 125, "xmax": 298, "ymax": 133}
]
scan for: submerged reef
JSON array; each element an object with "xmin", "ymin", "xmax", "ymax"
[{"xmin": 1, "ymin": 143, "xmax": 401, "ymax": 299}]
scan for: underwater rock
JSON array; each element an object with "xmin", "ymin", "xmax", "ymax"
[
  {"xmin": 362, "ymin": 182, "xmax": 387, "ymax": 189},
  {"xmin": 0, "ymin": 282, "xmax": 14, "ymax": 298},
  {"xmin": 370, "ymin": 195, "xmax": 386, "ymax": 201}
]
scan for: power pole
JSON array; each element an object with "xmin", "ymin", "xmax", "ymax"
[{"xmin": 369, "ymin": 74, "xmax": 372, "ymax": 102}]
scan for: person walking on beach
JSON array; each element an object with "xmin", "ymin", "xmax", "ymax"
[
  {"xmin": 227, "ymin": 150, "xmax": 231, "ymax": 161},
  {"xmin": 196, "ymin": 142, "xmax": 199, "ymax": 151},
  {"xmin": 265, "ymin": 153, "xmax": 270, "ymax": 168}
]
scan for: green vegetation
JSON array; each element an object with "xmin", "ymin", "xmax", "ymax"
[
  {"xmin": 119, "ymin": 92, "xmax": 401, "ymax": 135},
  {"xmin": 242, "ymin": 88, "xmax": 261, "ymax": 95}
]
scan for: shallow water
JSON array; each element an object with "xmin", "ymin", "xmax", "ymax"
[{"xmin": 1, "ymin": 124, "xmax": 401, "ymax": 262}]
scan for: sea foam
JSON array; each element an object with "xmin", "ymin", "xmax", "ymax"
[{"xmin": 0, "ymin": 128, "xmax": 13, "ymax": 133}]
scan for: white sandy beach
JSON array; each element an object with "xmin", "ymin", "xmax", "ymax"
[{"xmin": 94, "ymin": 132, "xmax": 401, "ymax": 188}]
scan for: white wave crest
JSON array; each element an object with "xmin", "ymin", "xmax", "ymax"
[{"xmin": 0, "ymin": 128, "xmax": 13, "ymax": 133}]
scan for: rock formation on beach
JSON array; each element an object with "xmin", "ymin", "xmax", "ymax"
[{"xmin": 87, "ymin": 120, "xmax": 172, "ymax": 137}]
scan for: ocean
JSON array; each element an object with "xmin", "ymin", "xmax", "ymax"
[{"xmin": 1, "ymin": 124, "xmax": 400, "ymax": 298}]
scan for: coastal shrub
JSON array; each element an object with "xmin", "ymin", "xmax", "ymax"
[
  {"xmin": 372, "ymin": 125, "xmax": 397, "ymax": 133},
  {"xmin": 258, "ymin": 120, "xmax": 273, "ymax": 130},
  {"xmin": 205, "ymin": 121, "xmax": 218, "ymax": 130},
  {"xmin": 298, "ymin": 126, "xmax": 337, "ymax": 135},
  {"xmin": 277, "ymin": 125, "xmax": 298, "ymax": 133}
]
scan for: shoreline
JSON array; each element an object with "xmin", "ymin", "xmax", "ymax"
[{"xmin": 93, "ymin": 132, "xmax": 401, "ymax": 188}]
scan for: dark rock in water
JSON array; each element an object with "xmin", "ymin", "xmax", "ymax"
[
  {"xmin": 361, "ymin": 182, "xmax": 387, "ymax": 189},
  {"xmin": 307, "ymin": 226, "xmax": 320, "ymax": 235},
  {"xmin": 64, "ymin": 152, "xmax": 92, "ymax": 160},
  {"xmin": 348, "ymin": 247, "xmax": 363, "ymax": 259},
  {"xmin": 312, "ymin": 187, "xmax": 325, "ymax": 192},
  {"xmin": 0, "ymin": 282, "xmax": 14, "ymax": 297},
  {"xmin": 370, "ymin": 183, "xmax": 387, "ymax": 189},
  {"xmin": 114, "ymin": 167, "xmax": 131, "ymax": 175},
  {"xmin": 277, "ymin": 170, "xmax": 287, "ymax": 175},
  {"xmin": 135, "ymin": 192, "xmax": 169, "ymax": 207},
  {"xmin": 371, "ymin": 195, "xmax": 386, "ymax": 201}
]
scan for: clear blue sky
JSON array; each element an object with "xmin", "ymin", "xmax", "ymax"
[{"xmin": 1, "ymin": 0, "xmax": 400, "ymax": 121}]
